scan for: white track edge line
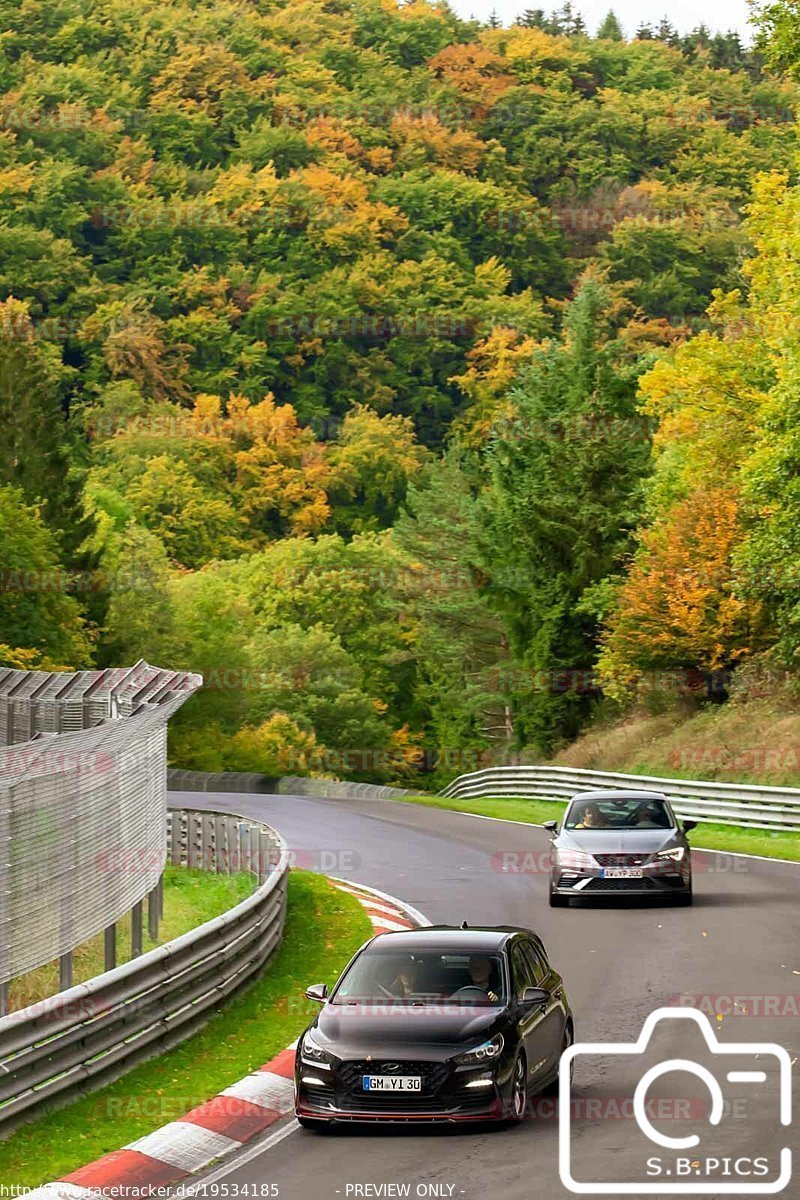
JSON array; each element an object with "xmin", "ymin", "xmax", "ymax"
[
  {"xmin": 174, "ymin": 1120, "xmax": 300, "ymax": 1194},
  {"xmin": 329, "ymin": 875, "xmax": 433, "ymax": 926}
]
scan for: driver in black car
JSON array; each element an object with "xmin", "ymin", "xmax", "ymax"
[
  {"xmin": 467, "ymin": 954, "xmax": 499, "ymax": 1002},
  {"xmin": 389, "ymin": 958, "xmax": 422, "ymax": 998}
]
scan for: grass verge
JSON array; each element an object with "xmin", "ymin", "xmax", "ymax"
[
  {"xmin": 0, "ymin": 871, "xmax": 373, "ymax": 1187},
  {"xmin": 401, "ymin": 794, "xmax": 800, "ymax": 862},
  {"xmin": 9, "ymin": 865, "xmax": 253, "ymax": 1013}
]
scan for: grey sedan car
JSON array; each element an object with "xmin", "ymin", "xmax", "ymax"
[{"xmin": 545, "ymin": 790, "xmax": 696, "ymax": 907}]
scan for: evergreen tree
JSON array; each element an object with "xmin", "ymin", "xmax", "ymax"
[
  {"xmin": 556, "ymin": 2, "xmax": 585, "ymax": 35},
  {"xmin": 597, "ymin": 10, "xmax": 624, "ymax": 40},
  {"xmin": 656, "ymin": 17, "xmax": 679, "ymax": 45},
  {"xmin": 516, "ymin": 8, "xmax": 547, "ymax": 28},
  {"xmin": 478, "ymin": 281, "xmax": 651, "ymax": 752}
]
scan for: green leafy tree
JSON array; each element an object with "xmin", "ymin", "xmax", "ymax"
[
  {"xmin": 326, "ymin": 405, "xmax": 427, "ymax": 536},
  {"xmin": 0, "ymin": 485, "xmax": 91, "ymax": 666},
  {"xmin": 100, "ymin": 524, "xmax": 177, "ymax": 665}
]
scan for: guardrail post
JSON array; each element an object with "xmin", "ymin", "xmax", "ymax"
[
  {"xmin": 0, "ymin": 980, "xmax": 8, "ymax": 1016},
  {"xmin": 189, "ymin": 812, "xmax": 202, "ymax": 868},
  {"xmin": 258, "ymin": 830, "xmax": 269, "ymax": 883},
  {"xmin": 220, "ymin": 818, "xmax": 231, "ymax": 874},
  {"xmin": 202, "ymin": 813, "xmax": 214, "ymax": 872},
  {"xmin": 104, "ymin": 922, "xmax": 116, "ymax": 971},
  {"xmin": 249, "ymin": 826, "xmax": 259, "ymax": 881},
  {"xmin": 131, "ymin": 901, "xmax": 143, "ymax": 958},
  {"xmin": 59, "ymin": 951, "xmax": 73, "ymax": 992},
  {"xmin": 147, "ymin": 877, "xmax": 160, "ymax": 942}
]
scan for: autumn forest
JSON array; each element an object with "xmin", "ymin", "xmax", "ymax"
[{"xmin": 3, "ymin": 0, "xmax": 800, "ymax": 784}]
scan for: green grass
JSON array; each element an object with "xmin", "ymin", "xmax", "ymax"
[
  {"xmin": 9, "ymin": 864, "xmax": 254, "ymax": 1013},
  {"xmin": 0, "ymin": 871, "xmax": 373, "ymax": 1187},
  {"xmin": 400, "ymin": 794, "xmax": 800, "ymax": 862}
]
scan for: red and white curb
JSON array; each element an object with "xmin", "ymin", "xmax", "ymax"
[{"xmin": 26, "ymin": 880, "xmax": 429, "ymax": 1199}]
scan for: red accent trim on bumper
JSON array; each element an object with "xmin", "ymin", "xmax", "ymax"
[{"xmin": 296, "ymin": 1103, "xmax": 503, "ymax": 1122}]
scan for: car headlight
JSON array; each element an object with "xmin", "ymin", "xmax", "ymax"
[
  {"xmin": 300, "ymin": 1029, "xmax": 336, "ymax": 1067},
  {"xmin": 556, "ymin": 848, "xmax": 596, "ymax": 870},
  {"xmin": 654, "ymin": 847, "xmax": 685, "ymax": 862},
  {"xmin": 454, "ymin": 1034, "xmax": 504, "ymax": 1066}
]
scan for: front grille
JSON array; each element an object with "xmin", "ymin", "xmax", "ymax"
[
  {"xmin": 584, "ymin": 877, "xmax": 658, "ymax": 891},
  {"xmin": 337, "ymin": 1060, "xmax": 450, "ymax": 1099},
  {"xmin": 593, "ymin": 853, "xmax": 649, "ymax": 867}
]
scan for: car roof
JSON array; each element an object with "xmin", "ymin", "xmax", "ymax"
[
  {"xmin": 363, "ymin": 926, "xmax": 539, "ymax": 953},
  {"xmin": 568, "ymin": 789, "xmax": 669, "ymax": 803}
]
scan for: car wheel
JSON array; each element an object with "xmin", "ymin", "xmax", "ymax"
[
  {"xmin": 549, "ymin": 891, "xmax": 569, "ymax": 908},
  {"xmin": 542, "ymin": 1023, "xmax": 574, "ymax": 1096},
  {"xmin": 507, "ymin": 1051, "xmax": 528, "ymax": 1123}
]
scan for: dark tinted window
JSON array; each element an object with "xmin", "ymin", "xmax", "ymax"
[
  {"xmin": 331, "ymin": 949, "xmax": 506, "ymax": 1005},
  {"xmin": 510, "ymin": 943, "xmax": 536, "ymax": 997},
  {"xmin": 522, "ymin": 941, "xmax": 549, "ymax": 985}
]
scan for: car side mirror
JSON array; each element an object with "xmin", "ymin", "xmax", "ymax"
[
  {"xmin": 543, "ymin": 820, "xmax": 558, "ymax": 832},
  {"xmin": 305, "ymin": 983, "xmax": 328, "ymax": 1003},
  {"xmin": 522, "ymin": 986, "xmax": 550, "ymax": 1008},
  {"xmin": 682, "ymin": 820, "xmax": 697, "ymax": 833}
]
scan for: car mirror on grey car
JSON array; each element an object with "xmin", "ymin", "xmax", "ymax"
[
  {"xmin": 683, "ymin": 820, "xmax": 698, "ymax": 832},
  {"xmin": 305, "ymin": 983, "xmax": 329, "ymax": 1002},
  {"xmin": 543, "ymin": 820, "xmax": 558, "ymax": 832}
]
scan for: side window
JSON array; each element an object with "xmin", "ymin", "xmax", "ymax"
[
  {"xmin": 510, "ymin": 943, "xmax": 535, "ymax": 997},
  {"xmin": 522, "ymin": 941, "xmax": 549, "ymax": 985}
]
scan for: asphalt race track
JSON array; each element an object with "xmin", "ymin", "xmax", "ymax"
[{"xmin": 168, "ymin": 790, "xmax": 800, "ymax": 1200}]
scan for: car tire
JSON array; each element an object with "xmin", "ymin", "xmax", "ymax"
[
  {"xmin": 507, "ymin": 1051, "xmax": 528, "ymax": 1123},
  {"xmin": 549, "ymin": 891, "xmax": 569, "ymax": 908}
]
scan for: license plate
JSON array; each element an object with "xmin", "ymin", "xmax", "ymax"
[
  {"xmin": 362, "ymin": 1075, "xmax": 422, "ymax": 1092},
  {"xmin": 602, "ymin": 868, "xmax": 643, "ymax": 878}
]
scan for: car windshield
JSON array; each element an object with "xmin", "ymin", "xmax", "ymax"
[
  {"xmin": 565, "ymin": 796, "xmax": 674, "ymax": 831},
  {"xmin": 330, "ymin": 950, "xmax": 506, "ymax": 1006}
]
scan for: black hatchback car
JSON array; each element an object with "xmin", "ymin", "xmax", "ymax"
[
  {"xmin": 294, "ymin": 926, "xmax": 573, "ymax": 1126},
  {"xmin": 546, "ymin": 789, "xmax": 696, "ymax": 906}
]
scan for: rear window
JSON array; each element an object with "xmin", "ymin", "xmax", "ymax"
[{"xmin": 565, "ymin": 796, "xmax": 674, "ymax": 831}]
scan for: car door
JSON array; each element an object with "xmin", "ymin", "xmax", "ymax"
[
  {"xmin": 508, "ymin": 940, "xmax": 553, "ymax": 1089},
  {"xmin": 521, "ymin": 939, "xmax": 567, "ymax": 1077}
]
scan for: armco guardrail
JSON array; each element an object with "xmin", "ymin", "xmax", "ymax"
[
  {"xmin": 441, "ymin": 766, "xmax": 800, "ymax": 831},
  {"xmin": 167, "ymin": 768, "xmax": 410, "ymax": 800},
  {"xmin": 0, "ymin": 808, "xmax": 288, "ymax": 1134}
]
